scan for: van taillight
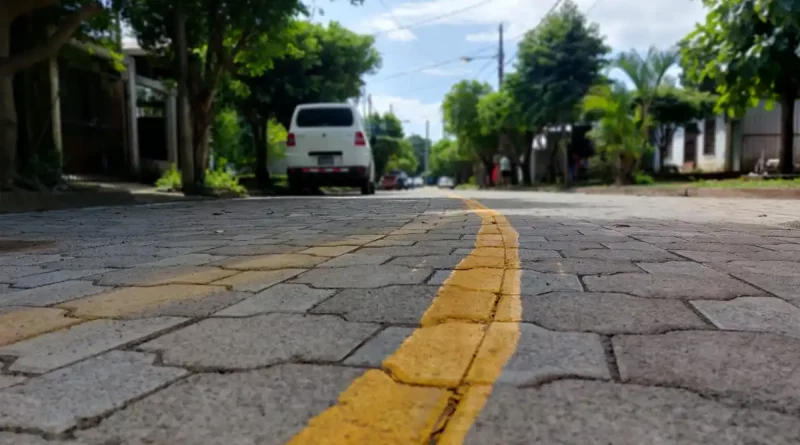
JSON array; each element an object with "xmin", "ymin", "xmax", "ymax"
[
  {"xmin": 354, "ymin": 131, "xmax": 366, "ymax": 146},
  {"xmin": 286, "ymin": 133, "xmax": 296, "ymax": 147}
]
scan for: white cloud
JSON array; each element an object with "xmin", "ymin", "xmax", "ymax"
[
  {"xmin": 363, "ymin": 0, "xmax": 707, "ymax": 51},
  {"xmin": 364, "ymin": 15, "xmax": 418, "ymax": 41},
  {"xmin": 369, "ymin": 94, "xmax": 442, "ymax": 123}
]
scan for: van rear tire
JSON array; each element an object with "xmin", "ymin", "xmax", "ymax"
[{"xmin": 361, "ymin": 180, "xmax": 374, "ymax": 195}]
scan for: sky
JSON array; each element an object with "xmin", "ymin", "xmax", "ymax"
[{"xmin": 314, "ymin": 0, "xmax": 709, "ymax": 141}]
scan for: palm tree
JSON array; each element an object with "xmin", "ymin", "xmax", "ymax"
[
  {"xmin": 615, "ymin": 46, "xmax": 679, "ymax": 124},
  {"xmin": 583, "ymin": 82, "xmax": 651, "ymax": 184}
]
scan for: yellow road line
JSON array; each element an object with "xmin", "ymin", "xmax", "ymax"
[{"xmin": 286, "ymin": 194, "xmax": 522, "ymax": 444}]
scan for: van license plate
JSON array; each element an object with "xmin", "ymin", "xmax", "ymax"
[{"xmin": 318, "ymin": 155, "xmax": 334, "ymax": 166}]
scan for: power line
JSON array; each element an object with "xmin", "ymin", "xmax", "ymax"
[
  {"xmin": 371, "ymin": 0, "xmax": 501, "ymax": 37},
  {"xmin": 377, "ymin": 0, "xmax": 437, "ymax": 61},
  {"xmin": 371, "ymin": 58, "xmax": 464, "ymax": 83}
]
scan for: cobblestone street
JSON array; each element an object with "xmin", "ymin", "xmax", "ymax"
[{"xmin": 2, "ymin": 190, "xmax": 800, "ymax": 444}]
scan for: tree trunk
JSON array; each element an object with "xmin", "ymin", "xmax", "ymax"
[
  {"xmin": 521, "ymin": 131, "xmax": 533, "ymax": 185},
  {"xmin": 0, "ymin": 17, "xmax": 16, "ymax": 189},
  {"xmin": 779, "ymin": 91, "xmax": 796, "ymax": 174},
  {"xmin": 482, "ymin": 158, "xmax": 494, "ymax": 187},
  {"xmin": 251, "ymin": 117, "xmax": 269, "ymax": 188},
  {"xmin": 174, "ymin": 0, "xmax": 195, "ymax": 191},
  {"xmin": 191, "ymin": 106, "xmax": 211, "ymax": 186}
]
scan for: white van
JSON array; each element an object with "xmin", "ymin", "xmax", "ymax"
[{"xmin": 286, "ymin": 103, "xmax": 376, "ymax": 195}]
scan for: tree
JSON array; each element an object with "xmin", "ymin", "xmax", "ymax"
[
  {"xmin": 683, "ymin": 0, "xmax": 800, "ymax": 174},
  {"xmin": 117, "ymin": 0, "xmax": 339, "ymax": 189},
  {"xmin": 442, "ymin": 80, "xmax": 494, "ymax": 181},
  {"xmin": 406, "ymin": 134, "xmax": 429, "ymax": 174},
  {"xmin": 429, "ymin": 138, "xmax": 464, "ymax": 177},
  {"xmin": 227, "ymin": 20, "xmax": 379, "ymax": 186},
  {"xmin": 367, "ymin": 111, "xmax": 403, "ymax": 139},
  {"xmin": 615, "ymin": 46, "xmax": 679, "ymax": 131},
  {"xmin": 476, "ymin": 88, "xmax": 525, "ymax": 183},
  {"xmin": 508, "ymin": 0, "xmax": 609, "ymax": 183},
  {"xmin": 648, "ymin": 87, "xmax": 716, "ymax": 171},
  {"xmin": 0, "ymin": 0, "xmax": 104, "ymax": 188},
  {"xmin": 582, "ymin": 82, "xmax": 651, "ymax": 184},
  {"xmin": 384, "ymin": 138, "xmax": 418, "ymax": 174}
]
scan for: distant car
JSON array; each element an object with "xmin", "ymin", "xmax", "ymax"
[
  {"xmin": 380, "ymin": 171, "xmax": 409, "ymax": 190},
  {"xmin": 285, "ymin": 103, "xmax": 376, "ymax": 195},
  {"xmin": 437, "ymin": 176, "xmax": 455, "ymax": 189},
  {"xmin": 412, "ymin": 177, "xmax": 424, "ymax": 188}
]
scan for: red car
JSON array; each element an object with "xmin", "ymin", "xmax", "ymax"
[{"xmin": 379, "ymin": 171, "xmax": 409, "ymax": 190}]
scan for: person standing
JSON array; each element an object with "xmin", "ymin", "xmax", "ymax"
[{"xmin": 499, "ymin": 155, "xmax": 512, "ymax": 187}]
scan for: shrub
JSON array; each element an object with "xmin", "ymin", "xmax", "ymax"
[
  {"xmin": 155, "ymin": 164, "xmax": 181, "ymax": 191},
  {"xmin": 634, "ymin": 173, "xmax": 656, "ymax": 185}
]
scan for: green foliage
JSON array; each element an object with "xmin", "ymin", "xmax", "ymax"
[
  {"xmin": 367, "ymin": 112, "xmax": 404, "ymax": 139},
  {"xmin": 155, "ymin": 164, "xmax": 246, "ymax": 196},
  {"xmin": 648, "ymin": 86, "xmax": 717, "ymax": 165},
  {"xmin": 155, "ymin": 164, "xmax": 182, "ymax": 191},
  {"xmin": 429, "ymin": 138, "xmax": 465, "ymax": 177},
  {"xmin": 406, "ymin": 134, "xmax": 429, "ymax": 174},
  {"xmin": 582, "ymin": 82, "xmax": 652, "ymax": 184},
  {"xmin": 633, "ymin": 172, "xmax": 656, "ymax": 185},
  {"xmin": 232, "ymin": 20, "xmax": 381, "ymax": 129},
  {"xmin": 682, "ymin": 0, "xmax": 800, "ymax": 115},
  {"xmin": 509, "ymin": 0, "xmax": 609, "ymax": 130},
  {"xmin": 384, "ymin": 139, "xmax": 418, "ymax": 174},
  {"xmin": 442, "ymin": 80, "xmax": 494, "ymax": 160}
]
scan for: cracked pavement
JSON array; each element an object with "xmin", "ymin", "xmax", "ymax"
[{"xmin": 1, "ymin": 190, "xmax": 800, "ymax": 444}]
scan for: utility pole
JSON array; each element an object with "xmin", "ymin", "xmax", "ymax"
[
  {"xmin": 498, "ymin": 23, "xmax": 504, "ymax": 86},
  {"xmin": 389, "ymin": 104, "xmax": 394, "ymax": 115}
]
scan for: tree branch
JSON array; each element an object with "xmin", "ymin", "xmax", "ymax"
[
  {"xmin": 203, "ymin": 0, "xmax": 224, "ymax": 80},
  {"xmin": 0, "ymin": 2, "xmax": 102, "ymax": 76}
]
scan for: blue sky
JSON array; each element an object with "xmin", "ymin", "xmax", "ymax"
[{"xmin": 315, "ymin": 0, "xmax": 708, "ymax": 141}]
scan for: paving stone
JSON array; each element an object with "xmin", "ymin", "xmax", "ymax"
[
  {"xmin": 416, "ymin": 240, "xmax": 476, "ymax": 249},
  {"xmin": 136, "ymin": 253, "xmax": 228, "ymax": 267},
  {"xmin": 388, "ymin": 255, "xmax": 495, "ymax": 270},
  {"xmin": 293, "ymin": 265, "xmax": 433, "ymax": 288},
  {"xmin": 467, "ymin": 323, "xmax": 609, "ymax": 386},
  {"xmin": 518, "ymin": 270, "xmax": 582, "ymax": 295},
  {"xmin": 632, "ymin": 235, "xmax": 688, "ymax": 244},
  {"xmin": 312, "ymin": 285, "xmax": 438, "ymax": 324},
  {"xmin": 516, "ymin": 241, "xmax": 605, "ymax": 250},
  {"xmin": 94, "ymin": 266, "xmax": 236, "ymax": 286},
  {"xmin": 0, "ymin": 350, "xmax": 187, "ymax": 434},
  {"xmin": 216, "ymin": 284, "xmax": 336, "ymax": 315},
  {"xmin": 0, "ymin": 255, "xmax": 62, "ymax": 266},
  {"xmin": 767, "ymin": 243, "xmax": 800, "ymax": 251},
  {"xmin": 520, "ymin": 258, "xmax": 640, "ymax": 275},
  {"xmin": 0, "ymin": 308, "xmax": 82, "ymax": 346},
  {"xmin": 140, "ymin": 313, "xmax": 378, "ymax": 369},
  {"xmin": 692, "ymin": 297, "xmax": 800, "ymax": 339},
  {"xmin": 39, "ymin": 255, "xmax": 164, "ymax": 269},
  {"xmin": 712, "ymin": 260, "xmax": 800, "ymax": 277},
  {"xmin": 224, "ymin": 254, "xmax": 329, "ymax": 270},
  {"xmin": 129, "ymin": 290, "xmax": 252, "ymax": 318},
  {"xmin": 0, "ymin": 317, "xmax": 186, "ymax": 373},
  {"xmin": 318, "ymin": 253, "xmax": 392, "ymax": 267},
  {"xmin": 601, "ymin": 241, "xmax": 662, "ymax": 251},
  {"xmin": 299, "ymin": 245, "xmax": 359, "ymax": 257},
  {"xmin": 71, "ymin": 245, "xmax": 200, "ymax": 257},
  {"xmin": 0, "ymin": 433, "xmax": 79, "ymax": 445},
  {"xmin": 58, "ymin": 284, "xmax": 220, "ymax": 318},
  {"xmin": 654, "ymin": 242, "xmax": 770, "ymax": 253},
  {"xmin": 516, "ymin": 249, "xmax": 563, "ymax": 260},
  {"xmin": 355, "ymin": 246, "xmax": 455, "ymax": 256},
  {"xmin": 384, "ymin": 233, "xmax": 462, "ymax": 241},
  {"xmin": 212, "ymin": 269, "xmax": 306, "ymax": 292},
  {"xmin": 583, "ymin": 273, "xmax": 763, "ymax": 299},
  {"xmin": 0, "ymin": 265, "xmax": 46, "ymax": 282},
  {"xmin": 9, "ymin": 268, "xmax": 110, "ymax": 289},
  {"xmin": 461, "ymin": 380, "xmax": 800, "ymax": 445},
  {"xmin": 503, "ymin": 291, "xmax": 707, "ymax": 333},
  {"xmin": 205, "ymin": 244, "xmax": 301, "ymax": 256},
  {"xmin": 729, "ymin": 272, "xmax": 800, "ymax": 305},
  {"xmin": 75, "ymin": 365, "xmax": 367, "ymax": 445},
  {"xmin": 560, "ymin": 249, "xmax": 681, "ymax": 262},
  {"xmin": 0, "ymin": 376, "xmax": 26, "ymax": 390},
  {"xmin": 671, "ymin": 250, "xmax": 746, "ymax": 263},
  {"xmin": 0, "ymin": 281, "xmax": 110, "ymax": 307},
  {"xmin": 636, "ymin": 261, "xmax": 729, "ymax": 277},
  {"xmin": 545, "ymin": 234, "xmax": 631, "ymax": 243},
  {"xmin": 0, "ymin": 285, "xmax": 8, "ymax": 295},
  {"xmin": 614, "ymin": 331, "xmax": 800, "ymax": 413},
  {"xmin": 365, "ymin": 239, "xmax": 416, "ymax": 247},
  {"xmin": 344, "ymin": 327, "xmax": 415, "ymax": 367}
]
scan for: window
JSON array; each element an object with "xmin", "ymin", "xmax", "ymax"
[
  {"xmin": 703, "ymin": 118, "xmax": 715, "ymax": 155},
  {"xmin": 296, "ymin": 108, "xmax": 354, "ymax": 127}
]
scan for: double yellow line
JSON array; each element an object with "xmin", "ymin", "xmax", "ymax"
[{"xmin": 288, "ymin": 195, "xmax": 521, "ymax": 444}]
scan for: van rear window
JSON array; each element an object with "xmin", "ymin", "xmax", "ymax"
[{"xmin": 296, "ymin": 108, "xmax": 354, "ymax": 127}]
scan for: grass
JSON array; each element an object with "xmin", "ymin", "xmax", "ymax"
[
  {"xmin": 657, "ymin": 177, "xmax": 800, "ymax": 189},
  {"xmin": 155, "ymin": 164, "xmax": 247, "ymax": 197}
]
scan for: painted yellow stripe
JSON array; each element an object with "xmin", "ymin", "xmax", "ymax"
[{"xmin": 286, "ymin": 194, "xmax": 522, "ymax": 444}]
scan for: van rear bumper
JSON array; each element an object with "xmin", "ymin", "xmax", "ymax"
[{"xmin": 287, "ymin": 166, "xmax": 369, "ymax": 187}]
